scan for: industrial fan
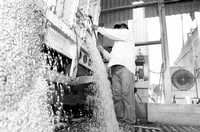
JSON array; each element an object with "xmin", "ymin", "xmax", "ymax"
[{"xmin": 171, "ymin": 68, "xmax": 195, "ymax": 91}]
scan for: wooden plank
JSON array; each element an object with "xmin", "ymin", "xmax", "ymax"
[
  {"xmin": 148, "ymin": 104, "xmax": 200, "ymax": 126},
  {"xmin": 158, "ymin": 0, "xmax": 172, "ymax": 103}
]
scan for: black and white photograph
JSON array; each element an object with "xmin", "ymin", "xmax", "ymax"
[{"xmin": 1, "ymin": 0, "xmax": 200, "ymax": 131}]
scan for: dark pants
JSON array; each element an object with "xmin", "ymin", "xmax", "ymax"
[{"xmin": 111, "ymin": 65, "xmax": 136, "ymax": 123}]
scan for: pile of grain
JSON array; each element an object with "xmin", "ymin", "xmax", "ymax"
[{"xmin": 0, "ymin": 0, "xmax": 53, "ymax": 131}]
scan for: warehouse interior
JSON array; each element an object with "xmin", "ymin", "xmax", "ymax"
[{"xmin": 1, "ymin": 0, "xmax": 200, "ymax": 132}]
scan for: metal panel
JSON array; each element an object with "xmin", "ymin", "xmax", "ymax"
[
  {"xmin": 145, "ymin": 1, "xmax": 200, "ymax": 18},
  {"xmin": 148, "ymin": 103, "xmax": 200, "ymax": 126},
  {"xmin": 100, "ymin": 0, "xmax": 200, "ymax": 19},
  {"xmin": 99, "ymin": 0, "xmax": 133, "ymax": 27},
  {"xmin": 45, "ymin": 27, "xmax": 76, "ymax": 59}
]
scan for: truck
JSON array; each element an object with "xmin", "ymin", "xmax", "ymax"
[{"xmin": 42, "ymin": 0, "xmax": 119, "ymax": 131}]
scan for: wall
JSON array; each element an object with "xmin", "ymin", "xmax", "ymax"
[{"xmin": 148, "ymin": 103, "xmax": 200, "ymax": 126}]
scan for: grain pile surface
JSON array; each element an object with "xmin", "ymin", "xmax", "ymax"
[{"xmin": 0, "ymin": 0, "xmax": 53, "ymax": 131}]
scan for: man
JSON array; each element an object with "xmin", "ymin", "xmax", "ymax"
[{"xmin": 93, "ymin": 23, "xmax": 136, "ymax": 123}]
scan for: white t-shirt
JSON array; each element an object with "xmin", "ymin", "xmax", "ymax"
[{"xmin": 97, "ymin": 27, "xmax": 136, "ymax": 74}]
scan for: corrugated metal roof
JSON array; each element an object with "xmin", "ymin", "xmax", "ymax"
[
  {"xmin": 99, "ymin": 0, "xmax": 133, "ymax": 27},
  {"xmin": 145, "ymin": 0, "xmax": 200, "ymax": 18},
  {"xmin": 99, "ymin": 0, "xmax": 200, "ymax": 24}
]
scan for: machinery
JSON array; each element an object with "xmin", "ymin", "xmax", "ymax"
[
  {"xmin": 171, "ymin": 68, "xmax": 195, "ymax": 91},
  {"xmin": 41, "ymin": 0, "xmax": 101, "ymax": 130},
  {"xmin": 40, "ymin": 1, "xmax": 200, "ymax": 131},
  {"xmin": 170, "ymin": 66, "xmax": 196, "ymax": 103}
]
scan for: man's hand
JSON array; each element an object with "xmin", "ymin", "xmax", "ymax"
[
  {"xmin": 92, "ymin": 24, "xmax": 98, "ymax": 30},
  {"xmin": 97, "ymin": 45, "xmax": 104, "ymax": 52},
  {"xmin": 97, "ymin": 45, "xmax": 110, "ymax": 62}
]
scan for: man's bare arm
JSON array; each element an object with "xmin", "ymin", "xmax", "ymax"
[
  {"xmin": 92, "ymin": 25, "xmax": 129, "ymax": 41},
  {"xmin": 97, "ymin": 45, "xmax": 110, "ymax": 62}
]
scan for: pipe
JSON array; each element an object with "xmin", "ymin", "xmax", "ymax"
[{"xmin": 135, "ymin": 40, "xmax": 161, "ymax": 47}]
